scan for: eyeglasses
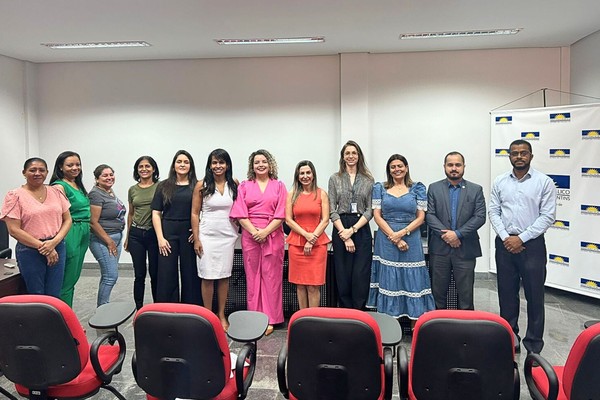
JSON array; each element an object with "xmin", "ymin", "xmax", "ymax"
[{"xmin": 509, "ymin": 150, "xmax": 531, "ymax": 158}]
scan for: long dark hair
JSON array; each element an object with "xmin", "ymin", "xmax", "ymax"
[
  {"xmin": 336, "ymin": 140, "xmax": 373, "ymax": 179},
  {"xmin": 384, "ymin": 154, "xmax": 413, "ymax": 189},
  {"xmin": 50, "ymin": 151, "xmax": 87, "ymax": 195},
  {"xmin": 133, "ymin": 156, "xmax": 160, "ymax": 182},
  {"xmin": 157, "ymin": 150, "xmax": 197, "ymax": 206},
  {"xmin": 201, "ymin": 148, "xmax": 237, "ymax": 201},
  {"xmin": 290, "ymin": 160, "xmax": 318, "ymax": 205}
]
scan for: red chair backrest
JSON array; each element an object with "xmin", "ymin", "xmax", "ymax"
[
  {"xmin": 562, "ymin": 322, "xmax": 600, "ymax": 399},
  {"xmin": 133, "ymin": 303, "xmax": 232, "ymax": 399},
  {"xmin": 0, "ymin": 295, "xmax": 89, "ymax": 387},
  {"xmin": 286, "ymin": 307, "xmax": 385, "ymax": 400},
  {"xmin": 409, "ymin": 310, "xmax": 516, "ymax": 400}
]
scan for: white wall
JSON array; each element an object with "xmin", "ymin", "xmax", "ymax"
[
  {"xmin": 0, "ymin": 55, "xmax": 28, "ymax": 197},
  {"xmin": 571, "ymin": 29, "xmax": 600, "ymax": 101},
  {"xmin": 8, "ymin": 48, "xmax": 569, "ymax": 269},
  {"xmin": 36, "ymin": 56, "xmax": 341, "ymax": 262}
]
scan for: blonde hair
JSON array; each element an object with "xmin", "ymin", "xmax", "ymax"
[{"xmin": 247, "ymin": 149, "xmax": 278, "ymax": 180}]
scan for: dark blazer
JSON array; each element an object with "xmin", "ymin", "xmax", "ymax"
[{"xmin": 426, "ymin": 179, "xmax": 486, "ymax": 259}]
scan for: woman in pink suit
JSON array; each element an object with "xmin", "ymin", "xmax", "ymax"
[{"xmin": 230, "ymin": 149, "xmax": 286, "ymax": 336}]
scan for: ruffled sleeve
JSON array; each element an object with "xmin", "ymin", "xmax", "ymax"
[
  {"xmin": 273, "ymin": 180, "xmax": 287, "ymax": 219},
  {"xmin": 0, "ymin": 190, "xmax": 22, "ymax": 220},
  {"xmin": 413, "ymin": 182, "xmax": 427, "ymax": 211},
  {"xmin": 372, "ymin": 182, "xmax": 383, "ymax": 209},
  {"xmin": 49, "ymin": 186, "xmax": 71, "ymax": 213},
  {"xmin": 229, "ymin": 180, "xmax": 249, "ymax": 219}
]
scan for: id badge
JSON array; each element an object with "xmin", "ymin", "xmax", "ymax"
[{"xmin": 351, "ymin": 202, "xmax": 358, "ymax": 213}]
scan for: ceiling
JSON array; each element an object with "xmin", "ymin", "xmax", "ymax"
[{"xmin": 1, "ymin": 0, "xmax": 599, "ymax": 63}]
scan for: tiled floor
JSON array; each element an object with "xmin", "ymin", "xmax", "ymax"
[{"xmin": 2, "ymin": 268, "xmax": 600, "ymax": 399}]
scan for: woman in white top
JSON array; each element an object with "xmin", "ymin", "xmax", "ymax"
[{"xmin": 191, "ymin": 149, "xmax": 239, "ymax": 331}]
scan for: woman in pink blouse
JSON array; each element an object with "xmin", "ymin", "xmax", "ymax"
[
  {"xmin": 230, "ymin": 149, "xmax": 287, "ymax": 335},
  {"xmin": 0, "ymin": 158, "xmax": 72, "ymax": 297}
]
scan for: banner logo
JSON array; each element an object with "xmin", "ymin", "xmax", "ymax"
[
  {"xmin": 521, "ymin": 131, "xmax": 540, "ymax": 140},
  {"xmin": 549, "ymin": 254, "xmax": 569, "ymax": 266},
  {"xmin": 550, "ymin": 220, "xmax": 570, "ymax": 230},
  {"xmin": 582, "ymin": 167, "xmax": 600, "ymax": 177},
  {"xmin": 549, "ymin": 149, "xmax": 570, "ymax": 158},
  {"xmin": 582, "ymin": 130, "xmax": 600, "ymax": 139},
  {"xmin": 580, "ymin": 278, "xmax": 600, "ymax": 291},
  {"xmin": 495, "ymin": 149, "xmax": 510, "ymax": 157},
  {"xmin": 581, "ymin": 241, "xmax": 600, "ymax": 253},
  {"xmin": 581, "ymin": 205, "xmax": 600, "ymax": 215},
  {"xmin": 548, "ymin": 174, "xmax": 570, "ymax": 202},
  {"xmin": 495, "ymin": 116, "xmax": 512, "ymax": 124},
  {"xmin": 550, "ymin": 112, "xmax": 571, "ymax": 122}
]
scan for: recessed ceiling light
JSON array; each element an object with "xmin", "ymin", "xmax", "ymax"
[
  {"xmin": 400, "ymin": 28, "xmax": 522, "ymax": 39},
  {"xmin": 216, "ymin": 37, "xmax": 325, "ymax": 45},
  {"xmin": 41, "ymin": 41, "xmax": 151, "ymax": 49}
]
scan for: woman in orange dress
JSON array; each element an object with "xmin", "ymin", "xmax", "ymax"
[{"xmin": 285, "ymin": 160, "xmax": 330, "ymax": 309}]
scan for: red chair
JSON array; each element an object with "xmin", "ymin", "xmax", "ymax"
[
  {"xmin": 132, "ymin": 303, "xmax": 267, "ymax": 400},
  {"xmin": 0, "ymin": 295, "xmax": 126, "ymax": 400},
  {"xmin": 277, "ymin": 307, "xmax": 394, "ymax": 400},
  {"xmin": 399, "ymin": 310, "xmax": 519, "ymax": 400},
  {"xmin": 525, "ymin": 321, "xmax": 600, "ymax": 400}
]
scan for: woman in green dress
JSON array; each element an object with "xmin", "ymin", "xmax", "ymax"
[{"xmin": 50, "ymin": 151, "xmax": 91, "ymax": 307}]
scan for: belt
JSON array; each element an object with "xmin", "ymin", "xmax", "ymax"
[
  {"xmin": 131, "ymin": 222, "xmax": 152, "ymax": 231},
  {"xmin": 339, "ymin": 213, "xmax": 362, "ymax": 217}
]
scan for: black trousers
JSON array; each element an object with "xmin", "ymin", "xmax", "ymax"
[
  {"xmin": 128, "ymin": 226, "xmax": 159, "ymax": 309},
  {"xmin": 430, "ymin": 254, "xmax": 476, "ymax": 310},
  {"xmin": 495, "ymin": 235, "xmax": 547, "ymax": 353},
  {"xmin": 156, "ymin": 220, "xmax": 201, "ymax": 305},
  {"xmin": 332, "ymin": 214, "xmax": 372, "ymax": 310}
]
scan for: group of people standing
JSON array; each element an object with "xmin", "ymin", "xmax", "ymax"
[{"xmin": 1, "ymin": 139, "xmax": 556, "ymax": 353}]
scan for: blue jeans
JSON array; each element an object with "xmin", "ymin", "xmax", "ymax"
[
  {"xmin": 15, "ymin": 240, "xmax": 66, "ymax": 298},
  {"xmin": 89, "ymin": 232, "xmax": 123, "ymax": 306}
]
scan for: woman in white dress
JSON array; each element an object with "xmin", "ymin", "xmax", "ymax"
[{"xmin": 191, "ymin": 149, "xmax": 239, "ymax": 331}]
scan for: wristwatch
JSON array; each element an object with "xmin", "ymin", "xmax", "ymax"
[
  {"xmin": 352, "ymin": 226, "xmax": 358, "ymax": 234},
  {"xmin": 405, "ymin": 228, "xmax": 411, "ymax": 236}
]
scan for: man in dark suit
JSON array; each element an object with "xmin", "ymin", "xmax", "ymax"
[{"xmin": 426, "ymin": 152, "xmax": 486, "ymax": 310}]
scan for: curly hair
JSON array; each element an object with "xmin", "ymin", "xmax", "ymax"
[{"xmin": 246, "ymin": 149, "xmax": 278, "ymax": 180}]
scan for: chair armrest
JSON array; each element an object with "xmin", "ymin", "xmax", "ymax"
[
  {"xmin": 398, "ymin": 346, "xmax": 409, "ymax": 400},
  {"xmin": 277, "ymin": 344, "xmax": 289, "ymax": 399},
  {"xmin": 524, "ymin": 353, "xmax": 558, "ymax": 400},
  {"xmin": 383, "ymin": 347, "xmax": 393, "ymax": 400},
  {"xmin": 90, "ymin": 331, "xmax": 127, "ymax": 384},
  {"xmin": 227, "ymin": 311, "xmax": 269, "ymax": 342},
  {"xmin": 89, "ymin": 302, "xmax": 135, "ymax": 330},
  {"xmin": 0, "ymin": 248, "xmax": 12, "ymax": 259},
  {"xmin": 234, "ymin": 342, "xmax": 257, "ymax": 400}
]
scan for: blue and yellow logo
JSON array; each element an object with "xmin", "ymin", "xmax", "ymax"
[
  {"xmin": 550, "ymin": 112, "xmax": 571, "ymax": 122},
  {"xmin": 549, "ymin": 149, "xmax": 570, "ymax": 158},
  {"xmin": 495, "ymin": 116, "xmax": 512, "ymax": 124},
  {"xmin": 580, "ymin": 278, "xmax": 600, "ymax": 291},
  {"xmin": 581, "ymin": 242, "xmax": 600, "ymax": 253},
  {"xmin": 521, "ymin": 131, "xmax": 540, "ymax": 140},
  {"xmin": 495, "ymin": 149, "xmax": 510, "ymax": 156},
  {"xmin": 548, "ymin": 174, "xmax": 570, "ymax": 189},
  {"xmin": 581, "ymin": 205, "xmax": 600, "ymax": 215},
  {"xmin": 550, "ymin": 220, "xmax": 570, "ymax": 230},
  {"xmin": 549, "ymin": 254, "xmax": 569, "ymax": 265},
  {"xmin": 582, "ymin": 167, "xmax": 600, "ymax": 177},
  {"xmin": 582, "ymin": 130, "xmax": 600, "ymax": 139}
]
